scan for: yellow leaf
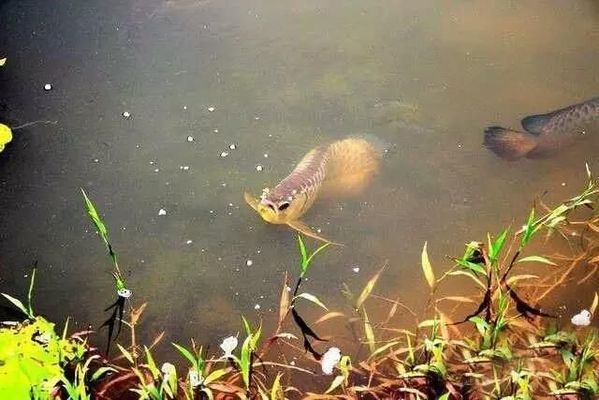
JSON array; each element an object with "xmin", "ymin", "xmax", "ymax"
[
  {"xmin": 436, "ymin": 296, "xmax": 477, "ymax": 304},
  {"xmin": 421, "ymin": 241, "xmax": 435, "ymax": 289},
  {"xmin": 0, "ymin": 58, "xmax": 6, "ymax": 67},
  {"xmin": 590, "ymin": 292, "xmax": 599, "ymax": 316},
  {"xmin": 0, "ymin": 124, "xmax": 13, "ymax": 153},
  {"xmin": 363, "ymin": 307, "xmax": 376, "ymax": 354},
  {"xmin": 325, "ymin": 375, "xmax": 346, "ymax": 394},
  {"xmin": 355, "ymin": 263, "xmax": 386, "ymax": 309},
  {"xmin": 315, "ymin": 311, "xmax": 345, "ymax": 324}
]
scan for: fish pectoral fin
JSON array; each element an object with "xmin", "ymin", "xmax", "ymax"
[
  {"xmin": 286, "ymin": 220, "xmax": 343, "ymax": 246},
  {"xmin": 243, "ymin": 191, "xmax": 260, "ymax": 212}
]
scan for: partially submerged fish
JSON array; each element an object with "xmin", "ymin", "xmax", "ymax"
[
  {"xmin": 483, "ymin": 97, "xmax": 599, "ymax": 160},
  {"xmin": 244, "ymin": 137, "xmax": 382, "ymax": 244}
]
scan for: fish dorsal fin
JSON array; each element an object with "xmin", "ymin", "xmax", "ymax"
[
  {"xmin": 521, "ymin": 113, "xmax": 553, "ymax": 135},
  {"xmin": 286, "ymin": 220, "xmax": 343, "ymax": 246},
  {"xmin": 243, "ymin": 191, "xmax": 260, "ymax": 212}
]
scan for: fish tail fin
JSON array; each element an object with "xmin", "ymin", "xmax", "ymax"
[
  {"xmin": 319, "ymin": 136, "xmax": 382, "ymax": 198},
  {"xmin": 286, "ymin": 220, "xmax": 343, "ymax": 246},
  {"xmin": 483, "ymin": 126, "xmax": 538, "ymax": 161}
]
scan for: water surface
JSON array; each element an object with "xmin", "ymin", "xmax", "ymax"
[{"xmin": 1, "ymin": 0, "xmax": 598, "ymax": 359}]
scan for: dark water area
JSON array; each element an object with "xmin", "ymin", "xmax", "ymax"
[{"xmin": 1, "ymin": 0, "xmax": 598, "ymax": 362}]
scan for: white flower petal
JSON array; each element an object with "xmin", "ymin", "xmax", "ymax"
[{"xmin": 321, "ymin": 347, "xmax": 341, "ymax": 375}]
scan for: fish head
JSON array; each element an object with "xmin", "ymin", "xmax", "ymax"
[
  {"xmin": 244, "ymin": 191, "xmax": 306, "ymax": 224},
  {"xmin": 257, "ymin": 196, "xmax": 306, "ymax": 223}
]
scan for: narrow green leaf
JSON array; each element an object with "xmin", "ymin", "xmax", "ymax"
[
  {"xmin": 293, "ymin": 292, "xmax": 328, "ymax": 311},
  {"xmin": 172, "ymin": 343, "xmax": 197, "ymax": 367},
  {"xmin": 241, "ymin": 315, "xmax": 252, "ymax": 337},
  {"xmin": 239, "ymin": 335, "xmax": 252, "ymax": 388},
  {"xmin": 204, "ymin": 368, "xmax": 228, "ymax": 384},
  {"xmin": 297, "ymin": 234, "xmax": 308, "ymax": 274},
  {"xmin": 521, "ymin": 208, "xmax": 536, "ymax": 248},
  {"xmin": 455, "ymin": 258, "xmax": 486, "ymax": 275},
  {"xmin": 27, "ymin": 268, "xmax": 36, "ymax": 317},
  {"xmin": 1, "ymin": 293, "xmax": 29, "ymax": 317},
  {"xmin": 489, "ymin": 228, "xmax": 509, "ymax": 262},
  {"xmin": 91, "ymin": 366, "xmax": 118, "ymax": 381},
  {"xmin": 421, "ymin": 242, "xmax": 435, "ymax": 289},
  {"xmin": 116, "ymin": 343, "xmax": 134, "ymax": 364}
]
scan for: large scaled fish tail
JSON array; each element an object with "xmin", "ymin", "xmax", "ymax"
[
  {"xmin": 319, "ymin": 137, "xmax": 383, "ymax": 198},
  {"xmin": 483, "ymin": 126, "xmax": 539, "ymax": 161}
]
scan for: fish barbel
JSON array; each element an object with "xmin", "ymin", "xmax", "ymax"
[
  {"xmin": 484, "ymin": 97, "xmax": 599, "ymax": 160},
  {"xmin": 244, "ymin": 137, "xmax": 382, "ymax": 244}
]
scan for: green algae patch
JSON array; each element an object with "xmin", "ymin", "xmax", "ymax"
[
  {"xmin": 0, "ymin": 318, "xmax": 85, "ymax": 399},
  {"xmin": 0, "ymin": 124, "xmax": 12, "ymax": 153}
]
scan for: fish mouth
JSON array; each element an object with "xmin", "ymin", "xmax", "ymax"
[{"xmin": 244, "ymin": 191, "xmax": 287, "ymax": 224}]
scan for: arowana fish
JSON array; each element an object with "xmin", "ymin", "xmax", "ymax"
[
  {"xmin": 244, "ymin": 136, "xmax": 382, "ymax": 244},
  {"xmin": 484, "ymin": 97, "xmax": 599, "ymax": 161}
]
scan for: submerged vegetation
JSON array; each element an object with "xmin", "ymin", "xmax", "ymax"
[{"xmin": 2, "ymin": 168, "xmax": 599, "ymax": 399}]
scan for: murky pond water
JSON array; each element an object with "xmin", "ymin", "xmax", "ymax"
[{"xmin": 1, "ymin": 0, "xmax": 598, "ymax": 360}]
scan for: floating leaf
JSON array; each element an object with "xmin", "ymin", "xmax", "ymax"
[
  {"xmin": 516, "ymin": 256, "xmax": 557, "ymax": 266},
  {"xmin": 421, "ymin": 241, "xmax": 435, "ymax": 289}
]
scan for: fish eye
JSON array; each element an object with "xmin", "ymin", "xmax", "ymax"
[{"xmin": 278, "ymin": 202, "xmax": 290, "ymax": 211}]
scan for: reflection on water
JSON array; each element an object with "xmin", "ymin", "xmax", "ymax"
[{"xmin": 0, "ymin": 0, "xmax": 598, "ymax": 356}]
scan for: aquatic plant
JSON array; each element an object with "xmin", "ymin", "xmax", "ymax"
[
  {"xmin": 0, "ymin": 271, "xmax": 89, "ymax": 399},
  {"xmin": 4, "ymin": 169, "xmax": 599, "ymax": 399}
]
